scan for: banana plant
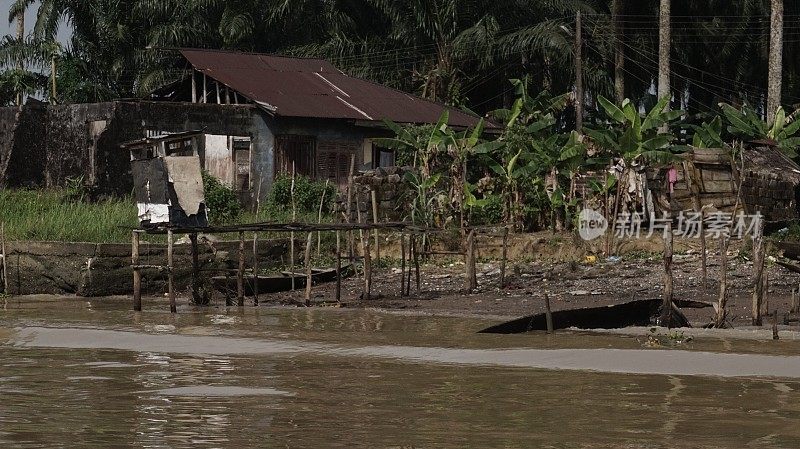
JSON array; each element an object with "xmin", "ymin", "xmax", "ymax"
[
  {"xmin": 720, "ymin": 103, "xmax": 800, "ymax": 157},
  {"xmin": 586, "ymin": 95, "xmax": 683, "ymax": 164}
]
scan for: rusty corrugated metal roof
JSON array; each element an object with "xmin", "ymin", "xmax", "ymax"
[{"xmin": 180, "ymin": 49, "xmax": 487, "ymax": 128}]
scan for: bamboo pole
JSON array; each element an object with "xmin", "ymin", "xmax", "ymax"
[
  {"xmin": 132, "ymin": 230, "xmax": 141, "ymax": 311},
  {"xmin": 253, "ymin": 233, "xmax": 259, "ymax": 306},
  {"xmin": 500, "ymin": 227, "xmax": 509, "ymax": 288},
  {"xmin": 752, "ymin": 219, "xmax": 766, "ymax": 326},
  {"xmin": 167, "ymin": 229, "xmax": 176, "ymax": 314},
  {"xmin": 465, "ymin": 230, "xmax": 477, "ymax": 292},
  {"xmin": 345, "ymin": 155, "xmax": 356, "ymax": 265},
  {"xmin": 335, "ymin": 230, "xmax": 342, "ymax": 303},
  {"xmin": 237, "ymin": 231, "xmax": 245, "ymax": 307},
  {"xmin": 305, "ymin": 232, "xmax": 313, "ymax": 307}
]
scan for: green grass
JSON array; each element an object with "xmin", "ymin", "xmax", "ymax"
[
  {"xmin": 0, "ymin": 189, "xmax": 138, "ymax": 243},
  {"xmin": 0, "ymin": 188, "xmax": 340, "ymax": 244}
]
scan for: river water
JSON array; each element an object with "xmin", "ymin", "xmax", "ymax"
[{"xmin": 1, "ymin": 296, "xmax": 800, "ymax": 448}]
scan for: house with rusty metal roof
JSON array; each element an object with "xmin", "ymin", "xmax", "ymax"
[{"xmin": 0, "ymin": 49, "xmax": 484, "ymax": 205}]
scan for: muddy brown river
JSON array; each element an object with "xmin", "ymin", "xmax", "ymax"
[{"xmin": 2, "ymin": 296, "xmax": 800, "ymax": 448}]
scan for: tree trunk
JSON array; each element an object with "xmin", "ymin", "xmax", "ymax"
[
  {"xmin": 613, "ymin": 0, "xmax": 625, "ymax": 103},
  {"xmin": 752, "ymin": 219, "xmax": 766, "ymax": 326},
  {"xmin": 767, "ymin": 0, "xmax": 784, "ymax": 124},
  {"xmin": 658, "ymin": 0, "xmax": 671, "ymax": 121}
]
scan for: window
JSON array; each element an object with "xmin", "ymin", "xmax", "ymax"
[
  {"xmin": 372, "ymin": 146, "xmax": 396, "ymax": 169},
  {"xmin": 275, "ymin": 135, "xmax": 316, "ymax": 177},
  {"xmin": 317, "ymin": 140, "xmax": 360, "ymax": 187},
  {"xmin": 233, "ymin": 137, "xmax": 251, "ymax": 191}
]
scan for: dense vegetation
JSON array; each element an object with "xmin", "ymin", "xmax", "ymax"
[
  {"xmin": 0, "ymin": 0, "xmax": 798, "ymax": 117},
  {"xmin": 383, "ymin": 86, "xmax": 800, "ymax": 231}
]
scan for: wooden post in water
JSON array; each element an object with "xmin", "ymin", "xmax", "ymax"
[
  {"xmin": 237, "ymin": 231, "xmax": 245, "ymax": 307},
  {"xmin": 752, "ymin": 219, "xmax": 766, "ymax": 326},
  {"xmin": 500, "ymin": 227, "xmax": 509, "ymax": 289},
  {"xmin": 660, "ymin": 219, "xmax": 674, "ymax": 327},
  {"xmin": 544, "ymin": 293, "xmax": 554, "ymax": 334},
  {"xmin": 132, "ymin": 230, "xmax": 141, "ymax": 311},
  {"xmin": 335, "ymin": 230, "xmax": 342, "ymax": 303},
  {"xmin": 167, "ymin": 229, "xmax": 176, "ymax": 313},
  {"xmin": 253, "ymin": 233, "xmax": 259, "ymax": 306},
  {"xmin": 305, "ymin": 232, "xmax": 313, "ymax": 307}
]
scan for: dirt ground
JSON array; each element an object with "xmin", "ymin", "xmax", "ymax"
[{"xmin": 244, "ymin": 234, "xmax": 800, "ymax": 329}]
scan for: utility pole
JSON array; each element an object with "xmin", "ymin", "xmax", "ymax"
[
  {"xmin": 575, "ymin": 10, "xmax": 583, "ymax": 133},
  {"xmin": 613, "ymin": 0, "xmax": 625, "ymax": 103},
  {"xmin": 767, "ymin": 0, "xmax": 784, "ymax": 124}
]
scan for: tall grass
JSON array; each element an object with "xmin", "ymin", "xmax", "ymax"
[{"xmin": 0, "ymin": 189, "xmax": 138, "ymax": 243}]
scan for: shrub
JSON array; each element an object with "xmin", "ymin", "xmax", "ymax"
[
  {"xmin": 202, "ymin": 171, "xmax": 242, "ymax": 223},
  {"xmin": 268, "ymin": 174, "xmax": 337, "ymax": 214},
  {"xmin": 469, "ymin": 194, "xmax": 504, "ymax": 226}
]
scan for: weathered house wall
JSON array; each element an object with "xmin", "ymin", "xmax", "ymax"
[{"xmin": 0, "ymin": 100, "xmax": 394, "ymax": 206}]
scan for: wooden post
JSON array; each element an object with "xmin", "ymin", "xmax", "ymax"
[
  {"xmin": 317, "ymin": 179, "xmax": 329, "ymax": 258},
  {"xmin": 237, "ymin": 231, "xmax": 245, "ymax": 307},
  {"xmin": 371, "ymin": 189, "xmax": 381, "ymax": 264},
  {"xmin": 544, "ymin": 293, "xmax": 554, "ymax": 334},
  {"xmin": 290, "ymin": 166, "xmax": 297, "ymax": 291},
  {"xmin": 660, "ymin": 219, "xmax": 674, "ymax": 327},
  {"xmin": 358, "ymin": 208, "xmax": 371, "ymax": 300},
  {"xmin": 500, "ymin": 227, "xmax": 509, "ymax": 289},
  {"xmin": 216, "ymin": 81, "xmax": 221, "ymax": 104},
  {"xmin": 715, "ymin": 238, "xmax": 729, "ymax": 328},
  {"xmin": 253, "ymin": 233, "xmax": 259, "ymax": 306},
  {"xmin": 190, "ymin": 233, "xmax": 200, "ymax": 304},
  {"xmin": 202, "ymin": 73, "xmax": 207, "ymax": 103},
  {"xmin": 305, "ymin": 232, "xmax": 313, "ymax": 307},
  {"xmin": 400, "ymin": 233, "xmax": 407, "ymax": 297},
  {"xmin": 167, "ymin": 229, "xmax": 176, "ymax": 314},
  {"xmin": 791, "ymin": 288, "xmax": 799, "ymax": 314},
  {"xmin": 413, "ymin": 234, "xmax": 421, "ymax": 292},
  {"xmin": 699, "ymin": 211, "xmax": 707, "ymax": 291},
  {"xmin": 132, "ymin": 230, "xmax": 141, "ymax": 311},
  {"xmin": 773, "ymin": 309, "xmax": 780, "ymax": 340},
  {"xmin": 345, "ymin": 154, "xmax": 356, "ymax": 264},
  {"xmin": 191, "ymin": 71, "xmax": 197, "ymax": 103},
  {"xmin": 335, "ymin": 230, "xmax": 342, "ymax": 303},
  {"xmin": 465, "ymin": 230, "xmax": 477, "ymax": 292},
  {"xmin": 752, "ymin": 219, "xmax": 766, "ymax": 326}
]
